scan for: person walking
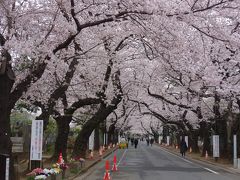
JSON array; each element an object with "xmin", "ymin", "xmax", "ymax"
[
  {"xmin": 180, "ymin": 138, "xmax": 188, "ymax": 157},
  {"xmin": 146, "ymin": 139, "xmax": 149, "ymax": 146},
  {"xmin": 134, "ymin": 138, "xmax": 138, "ymax": 149},
  {"xmin": 150, "ymin": 138, "xmax": 154, "ymax": 146}
]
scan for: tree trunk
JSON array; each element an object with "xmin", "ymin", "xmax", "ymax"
[
  {"xmin": 72, "ymin": 125, "xmax": 93, "ymax": 158},
  {"xmin": 189, "ymin": 131, "xmax": 200, "ymax": 153},
  {"xmin": 215, "ymin": 117, "xmax": 228, "ymax": 158},
  {"xmin": 72, "ymin": 104, "xmax": 121, "ymax": 158},
  {"xmin": 72, "ymin": 70, "xmax": 123, "ymax": 158},
  {"xmin": 200, "ymin": 121, "xmax": 211, "ymax": 157},
  {"xmin": 53, "ymin": 116, "xmax": 71, "ymax": 161},
  {"xmin": 0, "ymin": 68, "xmax": 14, "ymax": 179},
  {"xmin": 108, "ymin": 124, "xmax": 115, "ymax": 144}
]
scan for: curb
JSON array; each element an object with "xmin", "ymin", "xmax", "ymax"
[
  {"xmin": 69, "ymin": 147, "xmax": 118, "ymax": 179},
  {"xmin": 157, "ymin": 145, "xmax": 240, "ymax": 174}
]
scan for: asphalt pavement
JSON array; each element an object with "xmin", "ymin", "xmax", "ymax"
[{"xmin": 75, "ymin": 142, "xmax": 240, "ymax": 180}]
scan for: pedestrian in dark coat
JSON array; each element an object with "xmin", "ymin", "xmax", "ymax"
[
  {"xmin": 134, "ymin": 139, "xmax": 138, "ymax": 149},
  {"xmin": 146, "ymin": 139, "xmax": 149, "ymax": 146},
  {"xmin": 180, "ymin": 138, "xmax": 188, "ymax": 157},
  {"xmin": 150, "ymin": 138, "xmax": 154, "ymax": 146}
]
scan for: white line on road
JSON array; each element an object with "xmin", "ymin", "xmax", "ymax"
[
  {"xmin": 159, "ymin": 146, "xmax": 193, "ymax": 163},
  {"xmin": 157, "ymin": 146, "xmax": 219, "ymax": 175},
  {"xmin": 117, "ymin": 149, "xmax": 128, "ymax": 166},
  {"xmin": 204, "ymin": 168, "xmax": 219, "ymax": 174},
  {"xmin": 182, "ymin": 158, "xmax": 194, "ymax": 164}
]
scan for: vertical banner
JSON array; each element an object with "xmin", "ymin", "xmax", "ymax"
[
  {"xmin": 89, "ymin": 130, "xmax": 95, "ymax": 150},
  {"xmin": 5, "ymin": 157, "xmax": 9, "ymax": 180},
  {"xmin": 106, "ymin": 133, "xmax": 108, "ymax": 145},
  {"xmin": 159, "ymin": 136, "xmax": 163, "ymax": 144},
  {"xmin": 185, "ymin": 136, "xmax": 189, "ymax": 147},
  {"xmin": 167, "ymin": 136, "xmax": 170, "ymax": 146},
  {"xmin": 104, "ymin": 133, "xmax": 106, "ymax": 145},
  {"xmin": 212, "ymin": 135, "xmax": 219, "ymax": 157},
  {"xmin": 30, "ymin": 120, "xmax": 43, "ymax": 160},
  {"xmin": 118, "ymin": 134, "xmax": 120, "ymax": 143},
  {"xmin": 233, "ymin": 135, "xmax": 237, "ymax": 168}
]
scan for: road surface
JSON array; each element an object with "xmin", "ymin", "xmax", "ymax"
[{"xmin": 75, "ymin": 142, "xmax": 240, "ymax": 180}]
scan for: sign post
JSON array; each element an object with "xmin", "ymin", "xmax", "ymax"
[
  {"xmin": 106, "ymin": 133, "xmax": 108, "ymax": 146},
  {"xmin": 89, "ymin": 130, "xmax": 95, "ymax": 150},
  {"xmin": 118, "ymin": 134, "xmax": 120, "ymax": 144},
  {"xmin": 104, "ymin": 133, "xmax": 106, "ymax": 146},
  {"xmin": 167, "ymin": 136, "xmax": 170, "ymax": 146},
  {"xmin": 30, "ymin": 120, "xmax": 43, "ymax": 170},
  {"xmin": 233, "ymin": 135, "xmax": 237, "ymax": 168},
  {"xmin": 185, "ymin": 136, "xmax": 189, "ymax": 148},
  {"xmin": 159, "ymin": 136, "xmax": 163, "ymax": 144},
  {"xmin": 212, "ymin": 135, "xmax": 219, "ymax": 161}
]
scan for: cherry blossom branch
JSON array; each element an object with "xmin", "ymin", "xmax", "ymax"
[
  {"xmin": 167, "ymin": 0, "xmax": 231, "ymax": 17},
  {"xmin": 147, "ymin": 86, "xmax": 195, "ymax": 111},
  {"xmin": 191, "ymin": 25, "xmax": 229, "ymax": 42},
  {"xmin": 66, "ymin": 98, "xmax": 102, "ymax": 115},
  {"xmin": 140, "ymin": 121, "xmax": 154, "ymax": 136}
]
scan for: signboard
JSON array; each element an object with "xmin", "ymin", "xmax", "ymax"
[
  {"xmin": 118, "ymin": 134, "xmax": 120, "ymax": 143},
  {"xmin": 11, "ymin": 137, "xmax": 23, "ymax": 153},
  {"xmin": 104, "ymin": 133, "xmax": 106, "ymax": 145},
  {"xmin": 106, "ymin": 133, "xmax": 108, "ymax": 145},
  {"xmin": 185, "ymin": 136, "xmax": 188, "ymax": 147},
  {"xmin": 159, "ymin": 136, "xmax": 163, "ymax": 144},
  {"xmin": 89, "ymin": 130, "xmax": 95, "ymax": 150},
  {"xmin": 30, "ymin": 120, "xmax": 43, "ymax": 160},
  {"xmin": 212, "ymin": 135, "xmax": 219, "ymax": 157},
  {"xmin": 233, "ymin": 135, "xmax": 237, "ymax": 168},
  {"xmin": 5, "ymin": 158, "xmax": 9, "ymax": 180},
  {"xmin": 167, "ymin": 136, "xmax": 170, "ymax": 146}
]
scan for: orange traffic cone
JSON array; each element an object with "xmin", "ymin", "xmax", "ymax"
[
  {"xmin": 205, "ymin": 151, "xmax": 208, "ymax": 159},
  {"xmin": 112, "ymin": 154, "xmax": 118, "ymax": 171},
  {"xmin": 103, "ymin": 160, "xmax": 111, "ymax": 180},
  {"xmin": 58, "ymin": 152, "xmax": 64, "ymax": 164}
]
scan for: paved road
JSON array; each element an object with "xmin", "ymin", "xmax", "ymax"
[{"xmin": 76, "ymin": 142, "xmax": 240, "ymax": 180}]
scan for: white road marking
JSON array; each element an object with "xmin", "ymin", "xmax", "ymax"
[
  {"xmin": 182, "ymin": 158, "xmax": 194, "ymax": 164},
  {"xmin": 156, "ymin": 146, "xmax": 219, "ymax": 175},
  {"xmin": 204, "ymin": 168, "xmax": 219, "ymax": 174},
  {"xmin": 117, "ymin": 149, "xmax": 128, "ymax": 166}
]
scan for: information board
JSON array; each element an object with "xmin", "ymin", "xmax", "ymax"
[
  {"xmin": 5, "ymin": 158, "xmax": 9, "ymax": 180},
  {"xmin": 30, "ymin": 120, "xmax": 43, "ymax": 160},
  {"xmin": 89, "ymin": 130, "xmax": 95, "ymax": 150},
  {"xmin": 185, "ymin": 136, "xmax": 188, "ymax": 147},
  {"xmin": 167, "ymin": 136, "xmax": 170, "ymax": 146},
  {"xmin": 159, "ymin": 136, "xmax": 163, "ymax": 144},
  {"xmin": 212, "ymin": 135, "xmax": 219, "ymax": 157}
]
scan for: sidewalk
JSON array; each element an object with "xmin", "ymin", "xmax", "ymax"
[
  {"xmin": 156, "ymin": 144, "xmax": 240, "ymax": 174},
  {"xmin": 19, "ymin": 146, "xmax": 118, "ymax": 179},
  {"xmin": 68, "ymin": 147, "xmax": 118, "ymax": 180}
]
